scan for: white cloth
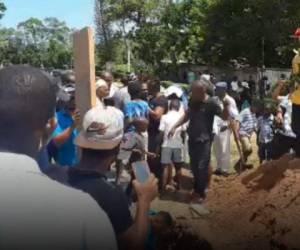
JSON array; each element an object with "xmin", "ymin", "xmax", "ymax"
[
  {"xmin": 113, "ymin": 86, "xmax": 131, "ymax": 110},
  {"xmin": 231, "ymin": 81, "xmax": 239, "ymax": 92},
  {"xmin": 212, "ymin": 96, "xmax": 237, "ymax": 173},
  {"xmin": 109, "ymin": 83, "xmax": 119, "ymax": 98},
  {"xmin": 213, "ymin": 117, "xmax": 231, "ymax": 172},
  {"xmin": 96, "ymin": 98, "xmax": 106, "ymax": 109},
  {"xmin": 0, "ymin": 152, "xmax": 117, "ymax": 250},
  {"xmin": 224, "ymin": 94, "xmax": 239, "ymax": 119},
  {"xmin": 159, "ymin": 111, "xmax": 185, "ymax": 148},
  {"xmin": 164, "ymin": 86, "xmax": 183, "ymax": 99}
]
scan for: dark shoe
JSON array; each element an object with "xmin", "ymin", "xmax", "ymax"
[{"xmin": 213, "ymin": 169, "xmax": 223, "ymax": 176}]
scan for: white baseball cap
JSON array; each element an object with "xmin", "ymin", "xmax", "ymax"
[
  {"xmin": 76, "ymin": 106, "xmax": 124, "ymax": 150},
  {"xmin": 164, "ymin": 85, "xmax": 184, "ymax": 98}
]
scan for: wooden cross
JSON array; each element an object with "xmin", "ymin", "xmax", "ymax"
[{"xmin": 73, "ymin": 27, "xmax": 96, "ymax": 118}]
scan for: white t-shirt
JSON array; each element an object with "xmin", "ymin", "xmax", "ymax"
[
  {"xmin": 159, "ymin": 111, "xmax": 186, "ymax": 148},
  {"xmin": 231, "ymin": 81, "xmax": 239, "ymax": 92},
  {"xmin": 0, "ymin": 152, "xmax": 117, "ymax": 250}
]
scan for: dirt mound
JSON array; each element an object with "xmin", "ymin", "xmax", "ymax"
[{"xmin": 204, "ymin": 154, "xmax": 300, "ymax": 250}]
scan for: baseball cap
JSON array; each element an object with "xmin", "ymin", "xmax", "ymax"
[
  {"xmin": 241, "ymin": 82, "xmax": 250, "ymax": 89},
  {"xmin": 215, "ymin": 82, "xmax": 228, "ymax": 90},
  {"xmin": 76, "ymin": 106, "xmax": 124, "ymax": 150},
  {"xmin": 164, "ymin": 85, "xmax": 184, "ymax": 98}
]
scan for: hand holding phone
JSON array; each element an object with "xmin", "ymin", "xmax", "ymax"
[
  {"xmin": 132, "ymin": 161, "xmax": 151, "ymax": 183},
  {"xmin": 132, "ymin": 171, "xmax": 158, "ymax": 203}
]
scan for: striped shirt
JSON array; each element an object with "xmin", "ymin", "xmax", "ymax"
[
  {"xmin": 257, "ymin": 115, "xmax": 274, "ymax": 144},
  {"xmin": 238, "ymin": 108, "xmax": 257, "ymax": 137}
]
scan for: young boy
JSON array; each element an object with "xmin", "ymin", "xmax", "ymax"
[
  {"xmin": 257, "ymin": 102, "xmax": 275, "ymax": 163},
  {"xmin": 159, "ymin": 99, "xmax": 186, "ymax": 191},
  {"xmin": 116, "ymin": 81, "xmax": 155, "ymax": 183},
  {"xmin": 235, "ymin": 100, "xmax": 260, "ymax": 170}
]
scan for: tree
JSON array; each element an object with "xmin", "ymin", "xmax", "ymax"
[
  {"xmin": 203, "ymin": 0, "xmax": 300, "ymax": 67},
  {"xmin": 0, "ymin": 1, "xmax": 6, "ymax": 20},
  {"xmin": 0, "ymin": 17, "xmax": 73, "ymax": 68},
  {"xmin": 95, "ymin": 0, "xmax": 114, "ymax": 63}
]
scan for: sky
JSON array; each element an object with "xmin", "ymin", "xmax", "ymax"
[{"xmin": 1, "ymin": 0, "xmax": 95, "ymax": 29}]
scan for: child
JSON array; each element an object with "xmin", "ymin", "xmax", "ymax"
[
  {"xmin": 115, "ymin": 81, "xmax": 150, "ymax": 184},
  {"xmin": 117, "ymin": 118, "xmax": 155, "ymax": 170},
  {"xmin": 235, "ymin": 100, "xmax": 260, "ymax": 170},
  {"xmin": 257, "ymin": 102, "xmax": 275, "ymax": 163},
  {"xmin": 159, "ymin": 99, "xmax": 186, "ymax": 191}
]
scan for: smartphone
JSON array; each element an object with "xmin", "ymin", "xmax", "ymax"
[{"xmin": 132, "ymin": 161, "xmax": 150, "ymax": 183}]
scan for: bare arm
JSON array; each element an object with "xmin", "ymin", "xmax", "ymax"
[
  {"xmin": 52, "ymin": 126, "xmax": 76, "ymax": 148},
  {"xmin": 272, "ymin": 80, "xmax": 286, "ymax": 102},
  {"xmin": 52, "ymin": 110, "xmax": 80, "ymax": 148},
  {"xmin": 149, "ymin": 106, "xmax": 165, "ymax": 121}
]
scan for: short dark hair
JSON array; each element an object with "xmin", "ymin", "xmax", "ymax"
[
  {"xmin": 128, "ymin": 81, "xmax": 142, "ymax": 99},
  {"xmin": 169, "ymin": 99, "xmax": 181, "ymax": 111},
  {"xmin": 81, "ymin": 147, "xmax": 119, "ymax": 160},
  {"xmin": 147, "ymin": 78, "xmax": 161, "ymax": 95},
  {"xmin": 0, "ymin": 65, "xmax": 56, "ymax": 132}
]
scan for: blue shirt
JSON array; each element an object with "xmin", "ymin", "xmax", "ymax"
[
  {"xmin": 52, "ymin": 110, "xmax": 79, "ymax": 167},
  {"xmin": 123, "ymin": 100, "xmax": 150, "ymax": 132}
]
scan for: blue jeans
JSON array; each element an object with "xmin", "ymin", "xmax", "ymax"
[{"xmin": 188, "ymin": 140, "xmax": 212, "ymax": 197}]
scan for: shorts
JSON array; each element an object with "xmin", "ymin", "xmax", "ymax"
[{"xmin": 161, "ymin": 147, "xmax": 183, "ymax": 165}]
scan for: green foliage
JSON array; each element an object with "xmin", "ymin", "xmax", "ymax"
[
  {"xmin": 95, "ymin": 0, "xmax": 300, "ymax": 72},
  {"xmin": 203, "ymin": 0, "xmax": 300, "ymax": 67},
  {"xmin": 0, "ymin": 1, "xmax": 6, "ymax": 20},
  {"xmin": 0, "ymin": 17, "xmax": 73, "ymax": 68}
]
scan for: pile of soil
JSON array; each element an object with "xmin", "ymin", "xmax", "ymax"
[{"xmin": 202, "ymin": 154, "xmax": 300, "ymax": 250}]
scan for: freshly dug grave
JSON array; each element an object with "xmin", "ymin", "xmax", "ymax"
[
  {"xmin": 156, "ymin": 222, "xmax": 213, "ymax": 250},
  {"xmin": 201, "ymin": 154, "xmax": 300, "ymax": 250}
]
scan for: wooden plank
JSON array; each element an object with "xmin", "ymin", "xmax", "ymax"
[{"xmin": 73, "ymin": 27, "xmax": 96, "ymax": 118}]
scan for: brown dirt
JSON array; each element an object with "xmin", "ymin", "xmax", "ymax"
[{"xmin": 153, "ymin": 154, "xmax": 300, "ymax": 250}]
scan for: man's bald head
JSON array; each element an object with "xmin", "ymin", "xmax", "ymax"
[
  {"xmin": 191, "ymin": 80, "xmax": 208, "ymax": 102},
  {"xmin": 0, "ymin": 65, "xmax": 56, "ymax": 133},
  {"xmin": 101, "ymin": 71, "xmax": 113, "ymax": 85}
]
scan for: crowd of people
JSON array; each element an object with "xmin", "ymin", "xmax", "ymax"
[{"xmin": 1, "ymin": 64, "xmax": 299, "ymax": 250}]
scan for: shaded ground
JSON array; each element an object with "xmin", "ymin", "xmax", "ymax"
[{"xmin": 152, "ymin": 137, "xmax": 300, "ymax": 250}]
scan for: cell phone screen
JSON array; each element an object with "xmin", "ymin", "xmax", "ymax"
[{"xmin": 132, "ymin": 161, "xmax": 150, "ymax": 183}]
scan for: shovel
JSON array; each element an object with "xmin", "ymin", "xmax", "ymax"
[{"xmin": 229, "ymin": 119, "xmax": 246, "ymax": 173}]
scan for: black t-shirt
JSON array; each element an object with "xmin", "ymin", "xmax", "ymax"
[
  {"xmin": 148, "ymin": 95, "xmax": 168, "ymax": 135},
  {"xmin": 68, "ymin": 168, "xmax": 133, "ymax": 235},
  {"xmin": 187, "ymin": 97, "xmax": 222, "ymax": 142}
]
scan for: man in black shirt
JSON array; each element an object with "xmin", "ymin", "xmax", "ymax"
[
  {"xmin": 170, "ymin": 80, "xmax": 229, "ymax": 203},
  {"xmin": 69, "ymin": 106, "xmax": 158, "ymax": 250},
  {"xmin": 147, "ymin": 79, "xmax": 168, "ymax": 181}
]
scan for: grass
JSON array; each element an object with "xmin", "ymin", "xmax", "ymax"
[{"xmin": 210, "ymin": 134, "xmax": 260, "ymax": 173}]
